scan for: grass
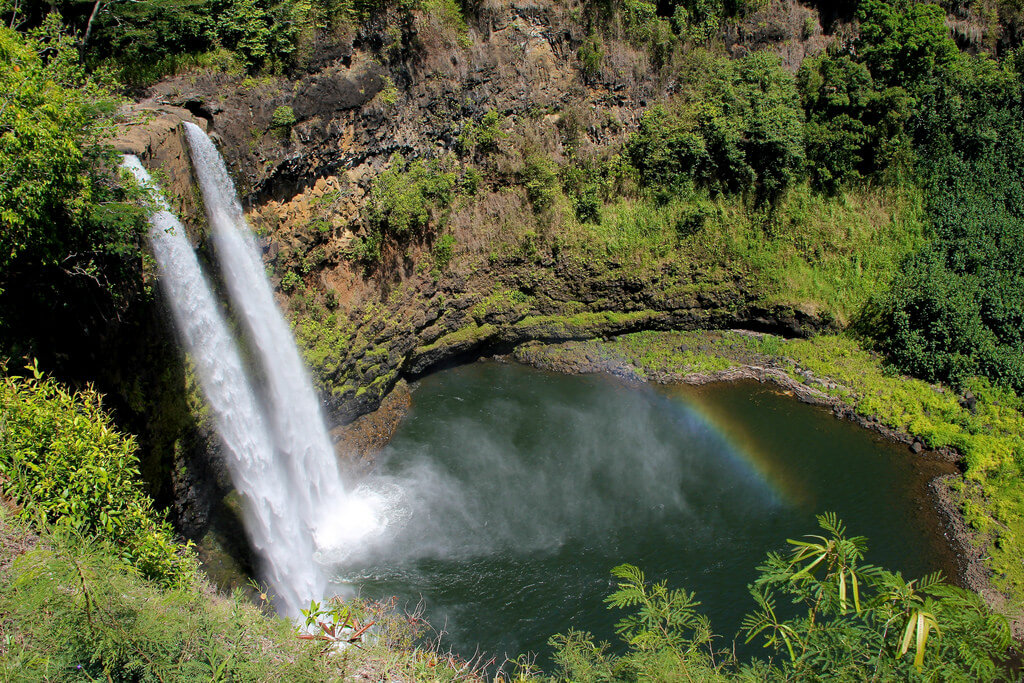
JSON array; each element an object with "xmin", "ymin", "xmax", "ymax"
[
  {"xmin": 0, "ymin": 509, "xmax": 498, "ymax": 682},
  {"xmin": 555, "ymin": 181, "xmax": 926, "ymax": 325}
]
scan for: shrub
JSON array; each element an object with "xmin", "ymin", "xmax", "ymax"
[
  {"xmin": 280, "ymin": 270, "xmax": 303, "ymax": 292},
  {"xmin": 431, "ymin": 232, "xmax": 456, "ymax": 273},
  {"xmin": 457, "ymin": 109, "xmax": 506, "ymax": 159},
  {"xmin": 672, "ymin": 0, "xmax": 722, "ymax": 43},
  {"xmin": 560, "ymin": 162, "xmax": 605, "ymax": 223},
  {"xmin": 365, "ymin": 153, "xmax": 457, "ymax": 237},
  {"xmin": 626, "ymin": 50, "xmax": 805, "ymax": 201},
  {"xmin": 270, "ymin": 105, "xmax": 296, "ymax": 133},
  {"xmin": 0, "ymin": 366, "xmax": 193, "ymax": 586},
  {"xmin": 0, "ymin": 20, "xmax": 143, "ymax": 275},
  {"xmin": 578, "ymin": 32, "xmax": 603, "ymax": 79},
  {"xmin": 521, "ymin": 152, "xmax": 559, "ymax": 213},
  {"xmin": 856, "ymin": 0, "xmax": 958, "ymax": 90},
  {"xmin": 797, "ymin": 54, "xmax": 912, "ymax": 192},
  {"xmin": 869, "ymin": 54, "xmax": 1024, "ymax": 394}
]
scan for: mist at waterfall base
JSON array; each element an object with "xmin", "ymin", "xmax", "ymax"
[{"xmin": 325, "ymin": 362, "xmax": 956, "ymax": 665}]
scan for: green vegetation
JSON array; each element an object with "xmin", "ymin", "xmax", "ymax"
[
  {"xmin": 577, "ymin": 32, "xmax": 603, "ymax": 79},
  {"xmin": 431, "ymin": 232, "xmax": 457, "ymax": 273},
  {"xmin": 868, "ymin": 53, "xmax": 1024, "ymax": 394},
  {"xmin": 521, "ymin": 152, "xmax": 560, "ymax": 213},
  {"xmin": 413, "ymin": 323, "xmax": 496, "ymax": 356},
  {"xmin": 856, "ymin": 0, "xmax": 958, "ymax": 89},
  {"xmin": 354, "ymin": 153, "xmax": 458, "ymax": 263},
  {"xmin": 0, "ymin": 17, "xmax": 150, "ymax": 382},
  {"xmin": 269, "ymin": 104, "xmax": 296, "ymax": 137},
  {"xmin": 797, "ymin": 53, "xmax": 911, "ymax": 192},
  {"xmin": 3, "ymin": 506, "xmax": 1010, "ymax": 680},
  {"xmin": 549, "ymin": 181, "xmax": 924, "ymax": 324},
  {"xmin": 0, "ymin": 365, "xmax": 193, "ymax": 587},
  {"xmin": 544, "ymin": 514, "xmax": 1008, "ymax": 681},
  {"xmin": 0, "ymin": 19, "xmax": 143, "ymax": 286},
  {"xmin": 458, "ymin": 110, "xmax": 506, "ymax": 160},
  {"xmin": 626, "ymin": 50, "xmax": 805, "ymax": 202},
  {"xmin": 7, "ymin": 0, "xmax": 469, "ymax": 83},
  {"xmin": 543, "ymin": 0, "xmax": 1023, "ymax": 399}
]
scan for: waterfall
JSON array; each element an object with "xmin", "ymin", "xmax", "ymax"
[
  {"xmin": 183, "ymin": 123, "xmax": 347, "ymax": 535},
  {"xmin": 121, "ymin": 156, "xmax": 320, "ymax": 615}
]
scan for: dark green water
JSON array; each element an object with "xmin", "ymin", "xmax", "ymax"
[{"xmin": 328, "ymin": 361, "xmax": 957, "ymax": 665}]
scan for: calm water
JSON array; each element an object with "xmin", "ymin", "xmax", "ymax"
[{"xmin": 326, "ymin": 361, "xmax": 956, "ymax": 665}]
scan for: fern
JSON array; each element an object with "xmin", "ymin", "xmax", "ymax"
[{"xmin": 606, "ymin": 564, "xmax": 708, "ymax": 653}]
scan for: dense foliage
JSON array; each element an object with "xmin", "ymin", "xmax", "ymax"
[
  {"xmin": 353, "ymin": 153, "xmax": 458, "ymax": 263},
  {"xmin": 627, "ymin": 51, "xmax": 805, "ymax": 202},
  {"xmin": 0, "ymin": 366, "xmax": 193, "ymax": 586},
  {"xmin": 870, "ymin": 54, "xmax": 1024, "ymax": 392},
  {"xmin": 0, "ymin": 18, "xmax": 141, "ymax": 276},
  {"xmin": 796, "ymin": 53, "xmax": 912, "ymax": 192},
  {"xmin": 823, "ymin": 1, "xmax": 1024, "ymax": 394},
  {"xmin": 4, "ymin": 0, "xmax": 466, "ymax": 82},
  {"xmin": 544, "ymin": 514, "xmax": 1010, "ymax": 681}
]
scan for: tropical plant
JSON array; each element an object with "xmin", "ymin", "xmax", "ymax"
[
  {"xmin": 856, "ymin": 0, "xmax": 959, "ymax": 90},
  {"xmin": 270, "ymin": 105, "xmax": 297, "ymax": 135},
  {"xmin": 868, "ymin": 53, "xmax": 1024, "ymax": 393},
  {"xmin": 0, "ymin": 363, "xmax": 193, "ymax": 586},
  {"xmin": 626, "ymin": 50, "xmax": 804, "ymax": 202},
  {"xmin": 739, "ymin": 513, "xmax": 1010, "ymax": 679},
  {"xmin": 365, "ymin": 153, "xmax": 457, "ymax": 237},
  {"xmin": 0, "ymin": 17, "xmax": 141, "ymax": 275}
]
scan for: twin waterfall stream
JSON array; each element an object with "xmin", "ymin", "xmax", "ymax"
[{"xmin": 122, "ymin": 124, "xmax": 378, "ymax": 617}]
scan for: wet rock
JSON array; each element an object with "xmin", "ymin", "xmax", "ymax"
[{"xmin": 110, "ymin": 104, "xmax": 209, "ymax": 236}]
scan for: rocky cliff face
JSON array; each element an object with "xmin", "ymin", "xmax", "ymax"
[
  {"xmin": 112, "ymin": 105, "xmax": 210, "ymax": 237},
  {"xmin": 124, "ymin": 0, "xmax": 841, "ymax": 439}
]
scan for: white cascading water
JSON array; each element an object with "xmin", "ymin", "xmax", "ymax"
[
  {"xmin": 121, "ymin": 156, "xmax": 320, "ymax": 615},
  {"xmin": 182, "ymin": 124, "xmax": 385, "ymax": 568}
]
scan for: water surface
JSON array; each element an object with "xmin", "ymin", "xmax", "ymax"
[{"xmin": 327, "ymin": 361, "xmax": 956, "ymax": 665}]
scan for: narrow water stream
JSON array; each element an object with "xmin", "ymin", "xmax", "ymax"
[{"xmin": 327, "ymin": 361, "xmax": 958, "ymax": 665}]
